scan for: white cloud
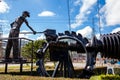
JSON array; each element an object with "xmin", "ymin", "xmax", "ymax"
[
  {"xmin": 2, "ymin": 30, "xmax": 30, "ymax": 38},
  {"xmin": 19, "ymin": 34, "xmax": 29, "ymax": 38},
  {"xmin": 2, "ymin": 30, "xmax": 36, "ymax": 40},
  {"xmin": 101, "ymin": 0, "xmax": 120, "ymax": 26},
  {"xmin": 74, "ymin": 0, "xmax": 81, "ymax": 6},
  {"xmin": 0, "ymin": 20, "xmax": 8, "ymax": 23},
  {"xmin": 95, "ymin": 33, "xmax": 101, "ymax": 39},
  {"xmin": 37, "ymin": 34, "xmax": 45, "ymax": 40},
  {"xmin": 19, "ymin": 30, "xmax": 32, "ymax": 38},
  {"xmin": 0, "ymin": 20, "xmax": 10, "ymax": 34},
  {"xmin": 38, "ymin": 11, "xmax": 56, "ymax": 17},
  {"xmin": 2, "ymin": 33, "xmax": 9, "ymax": 38},
  {"xmin": 76, "ymin": 26, "xmax": 93, "ymax": 38},
  {"xmin": 111, "ymin": 27, "xmax": 120, "ymax": 33},
  {"xmin": 80, "ymin": 0, "xmax": 96, "ymax": 13},
  {"xmin": 0, "ymin": 0, "xmax": 10, "ymax": 13},
  {"xmin": 71, "ymin": 0, "xmax": 97, "ymax": 29}
]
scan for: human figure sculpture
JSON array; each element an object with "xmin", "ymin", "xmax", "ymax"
[{"xmin": 5, "ymin": 11, "xmax": 36, "ymax": 62}]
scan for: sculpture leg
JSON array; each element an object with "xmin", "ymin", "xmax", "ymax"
[
  {"xmin": 5, "ymin": 31, "xmax": 14, "ymax": 59},
  {"xmin": 13, "ymin": 38, "xmax": 19, "ymax": 59},
  {"xmin": 5, "ymin": 39, "xmax": 13, "ymax": 59}
]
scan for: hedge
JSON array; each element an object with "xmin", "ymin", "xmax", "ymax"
[{"xmin": 90, "ymin": 75, "xmax": 120, "ymax": 80}]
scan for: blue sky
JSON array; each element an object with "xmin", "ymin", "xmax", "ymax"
[{"xmin": 0, "ymin": 0, "xmax": 120, "ymax": 40}]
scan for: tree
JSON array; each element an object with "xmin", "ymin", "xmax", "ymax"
[{"xmin": 21, "ymin": 39, "xmax": 48, "ymax": 60}]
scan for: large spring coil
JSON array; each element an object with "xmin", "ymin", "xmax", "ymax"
[{"xmin": 100, "ymin": 31, "xmax": 120, "ymax": 59}]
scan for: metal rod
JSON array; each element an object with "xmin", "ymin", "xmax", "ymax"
[{"xmin": 19, "ymin": 32, "xmax": 43, "ymax": 34}]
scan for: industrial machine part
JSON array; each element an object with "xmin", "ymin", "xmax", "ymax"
[
  {"xmin": 36, "ymin": 29, "xmax": 87, "ymax": 78},
  {"xmin": 35, "ymin": 29, "xmax": 120, "ymax": 78}
]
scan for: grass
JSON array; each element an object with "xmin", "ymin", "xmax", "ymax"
[
  {"xmin": 0, "ymin": 74, "xmax": 89, "ymax": 80},
  {"xmin": 0, "ymin": 64, "xmax": 88, "ymax": 80},
  {"xmin": 0, "ymin": 63, "xmax": 111, "ymax": 80}
]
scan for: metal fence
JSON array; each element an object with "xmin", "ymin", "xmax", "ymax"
[{"xmin": 0, "ymin": 37, "xmax": 34, "ymax": 73}]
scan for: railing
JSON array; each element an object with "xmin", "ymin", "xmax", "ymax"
[{"xmin": 0, "ymin": 37, "xmax": 34, "ymax": 74}]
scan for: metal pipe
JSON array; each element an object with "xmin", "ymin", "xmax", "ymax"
[{"xmin": 19, "ymin": 32, "xmax": 43, "ymax": 34}]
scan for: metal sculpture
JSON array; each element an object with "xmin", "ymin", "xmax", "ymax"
[
  {"xmin": 35, "ymin": 29, "xmax": 120, "ymax": 78},
  {"xmin": 36, "ymin": 29, "xmax": 88, "ymax": 78},
  {"xmin": 5, "ymin": 11, "xmax": 36, "ymax": 62},
  {"xmin": 78, "ymin": 32, "xmax": 120, "ymax": 78}
]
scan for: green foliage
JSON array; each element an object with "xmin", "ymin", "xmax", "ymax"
[
  {"xmin": 90, "ymin": 67, "xmax": 120, "ymax": 80},
  {"xmin": 101, "ymin": 75, "xmax": 120, "ymax": 80},
  {"xmin": 33, "ymin": 39, "xmax": 45, "ymax": 52},
  {"xmin": 90, "ymin": 75, "xmax": 120, "ymax": 80},
  {"xmin": 21, "ymin": 41, "xmax": 33, "ymax": 59},
  {"xmin": 90, "ymin": 76, "xmax": 101, "ymax": 80},
  {"xmin": 21, "ymin": 40, "xmax": 47, "ymax": 60}
]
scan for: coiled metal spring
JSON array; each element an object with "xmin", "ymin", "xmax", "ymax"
[{"xmin": 100, "ymin": 32, "xmax": 120, "ymax": 59}]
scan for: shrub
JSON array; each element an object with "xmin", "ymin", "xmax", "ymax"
[
  {"xmin": 101, "ymin": 75, "xmax": 120, "ymax": 80},
  {"xmin": 90, "ymin": 75, "xmax": 120, "ymax": 80}
]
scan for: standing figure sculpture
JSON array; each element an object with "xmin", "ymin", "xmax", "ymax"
[{"xmin": 5, "ymin": 11, "xmax": 36, "ymax": 62}]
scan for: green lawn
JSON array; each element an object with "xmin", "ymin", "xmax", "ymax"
[
  {"xmin": 0, "ymin": 74, "xmax": 88, "ymax": 80},
  {"xmin": 0, "ymin": 64, "xmax": 88, "ymax": 80}
]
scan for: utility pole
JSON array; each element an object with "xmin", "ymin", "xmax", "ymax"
[
  {"xmin": 0, "ymin": 25, "xmax": 3, "ymax": 37},
  {"xmin": 92, "ymin": 18, "xmax": 95, "ymax": 37},
  {"xmin": 97, "ymin": 0, "xmax": 102, "ymax": 36},
  {"xmin": 67, "ymin": 0, "xmax": 71, "ymax": 32},
  {"xmin": 0, "ymin": 25, "xmax": 3, "ymax": 58}
]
